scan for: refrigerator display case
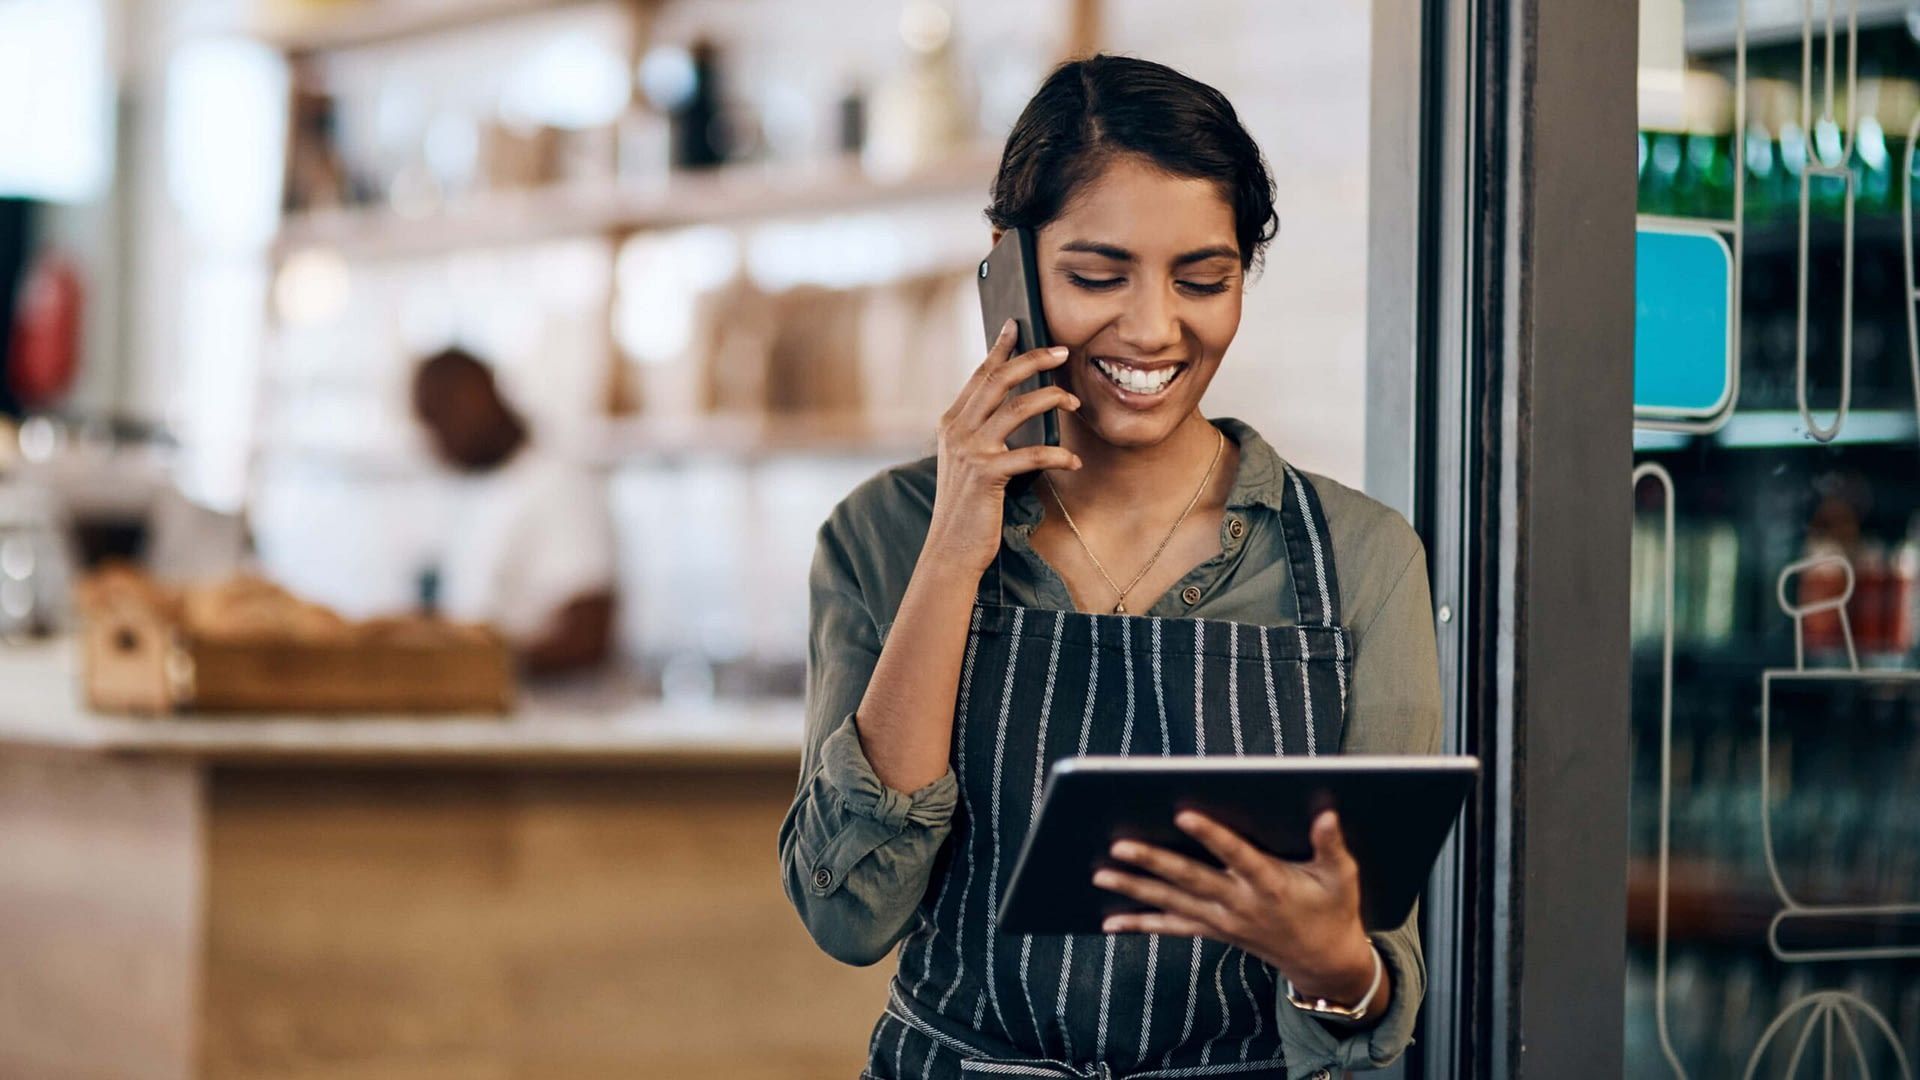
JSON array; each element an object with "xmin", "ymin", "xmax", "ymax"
[{"xmin": 1629, "ymin": 3, "xmax": 1920, "ymax": 1075}]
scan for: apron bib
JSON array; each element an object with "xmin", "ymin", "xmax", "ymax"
[{"xmin": 863, "ymin": 465, "xmax": 1351, "ymax": 1080}]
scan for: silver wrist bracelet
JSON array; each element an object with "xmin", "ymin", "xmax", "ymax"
[{"xmin": 1284, "ymin": 941, "xmax": 1384, "ymax": 1023}]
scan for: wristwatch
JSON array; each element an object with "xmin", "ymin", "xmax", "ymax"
[{"xmin": 1284, "ymin": 941, "xmax": 1384, "ymax": 1023}]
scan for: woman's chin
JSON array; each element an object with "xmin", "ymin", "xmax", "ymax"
[{"xmin": 1066, "ymin": 405, "xmax": 1189, "ymax": 449}]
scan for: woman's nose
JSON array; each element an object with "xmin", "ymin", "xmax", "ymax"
[{"xmin": 1114, "ymin": 288, "xmax": 1183, "ymax": 354}]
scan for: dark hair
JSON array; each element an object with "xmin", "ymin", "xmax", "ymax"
[
  {"xmin": 987, "ymin": 54, "xmax": 1278, "ymax": 273},
  {"xmin": 410, "ymin": 345, "xmax": 494, "ymax": 419}
]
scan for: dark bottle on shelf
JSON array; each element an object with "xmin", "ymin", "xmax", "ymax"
[
  {"xmin": 285, "ymin": 83, "xmax": 350, "ymax": 213},
  {"xmin": 1799, "ymin": 537, "xmax": 1853, "ymax": 661},
  {"xmin": 645, "ymin": 38, "xmax": 727, "ymax": 170}
]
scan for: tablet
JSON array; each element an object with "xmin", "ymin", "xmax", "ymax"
[{"xmin": 996, "ymin": 755, "xmax": 1478, "ymax": 935}]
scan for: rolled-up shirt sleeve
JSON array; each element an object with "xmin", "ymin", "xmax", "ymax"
[
  {"xmin": 1272, "ymin": 540, "xmax": 1443, "ymax": 1076},
  {"xmin": 778, "ymin": 512, "xmax": 958, "ymax": 967},
  {"xmin": 1270, "ymin": 902, "xmax": 1427, "ymax": 1077}
]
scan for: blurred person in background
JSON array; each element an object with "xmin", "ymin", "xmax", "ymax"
[{"xmin": 411, "ymin": 345, "xmax": 617, "ymax": 676}]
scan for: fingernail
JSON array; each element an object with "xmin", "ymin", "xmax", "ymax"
[
  {"xmin": 1111, "ymin": 841, "xmax": 1136, "ymax": 859},
  {"xmin": 1072, "ymin": 455, "xmax": 1084, "ymax": 468},
  {"xmin": 1102, "ymin": 917, "xmax": 1122, "ymax": 933},
  {"xmin": 1000, "ymin": 318, "xmax": 1015, "ymax": 337},
  {"xmin": 1050, "ymin": 347, "xmax": 1068, "ymax": 357},
  {"xmin": 1068, "ymin": 396, "xmax": 1082, "ymax": 409},
  {"xmin": 1093, "ymin": 870, "xmax": 1115, "ymax": 887}
]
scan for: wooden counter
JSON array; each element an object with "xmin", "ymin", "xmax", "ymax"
[{"xmin": 0, "ymin": 642, "xmax": 892, "ymax": 1079}]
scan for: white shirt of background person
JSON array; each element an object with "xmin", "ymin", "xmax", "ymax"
[{"xmin": 438, "ymin": 446, "xmax": 617, "ymax": 647}]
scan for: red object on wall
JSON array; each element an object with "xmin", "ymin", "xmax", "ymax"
[{"xmin": 8, "ymin": 253, "xmax": 84, "ymax": 408}]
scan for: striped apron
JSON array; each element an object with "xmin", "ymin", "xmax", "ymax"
[{"xmin": 861, "ymin": 465, "xmax": 1352, "ymax": 1080}]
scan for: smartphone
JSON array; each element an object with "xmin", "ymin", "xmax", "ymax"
[{"xmin": 976, "ymin": 226, "xmax": 1061, "ymax": 450}]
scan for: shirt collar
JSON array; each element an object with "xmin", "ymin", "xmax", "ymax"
[{"xmin": 1004, "ymin": 415, "xmax": 1290, "ymax": 529}]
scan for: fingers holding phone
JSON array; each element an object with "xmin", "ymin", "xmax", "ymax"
[
  {"xmin": 926, "ymin": 320, "xmax": 1081, "ymax": 576},
  {"xmin": 975, "ymin": 226, "xmax": 1063, "ymax": 451}
]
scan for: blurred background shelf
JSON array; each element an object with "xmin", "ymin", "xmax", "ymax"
[
  {"xmin": 591, "ymin": 410, "xmax": 936, "ymax": 461},
  {"xmin": 1628, "ymin": 857, "xmax": 1784, "ymax": 947},
  {"xmin": 272, "ymin": 143, "xmax": 1005, "ymax": 261},
  {"xmin": 1627, "ymin": 857, "xmax": 1920, "ymax": 950},
  {"xmin": 248, "ymin": 0, "xmax": 614, "ymax": 54},
  {"xmin": 1634, "ymin": 409, "xmax": 1920, "ymax": 452},
  {"xmin": 255, "ymin": 410, "xmax": 938, "ymax": 475}
]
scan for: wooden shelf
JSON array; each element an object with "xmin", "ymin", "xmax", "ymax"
[
  {"xmin": 590, "ymin": 411, "xmax": 934, "ymax": 462},
  {"xmin": 1627, "ymin": 856, "xmax": 1920, "ymax": 949},
  {"xmin": 248, "ymin": 0, "xmax": 609, "ymax": 54},
  {"xmin": 1633, "ymin": 409, "xmax": 1920, "ymax": 452},
  {"xmin": 254, "ymin": 411, "xmax": 935, "ymax": 476},
  {"xmin": 272, "ymin": 143, "xmax": 1003, "ymax": 260}
]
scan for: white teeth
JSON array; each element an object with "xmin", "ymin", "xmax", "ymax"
[{"xmin": 1093, "ymin": 358, "xmax": 1182, "ymax": 395}]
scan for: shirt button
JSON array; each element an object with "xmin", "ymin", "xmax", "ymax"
[
  {"xmin": 812, "ymin": 867, "xmax": 833, "ymax": 890},
  {"xmin": 1180, "ymin": 585, "xmax": 1202, "ymax": 605},
  {"xmin": 1227, "ymin": 517, "xmax": 1245, "ymax": 539},
  {"xmin": 1310, "ymin": 1071, "xmax": 1332, "ymax": 1080}
]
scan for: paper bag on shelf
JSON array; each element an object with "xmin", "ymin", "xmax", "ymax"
[{"xmin": 765, "ymin": 286, "xmax": 865, "ymax": 416}]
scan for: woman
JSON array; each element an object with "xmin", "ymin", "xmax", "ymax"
[{"xmin": 779, "ymin": 54, "xmax": 1441, "ymax": 1079}]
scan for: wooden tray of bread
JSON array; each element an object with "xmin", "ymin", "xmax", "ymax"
[{"xmin": 75, "ymin": 567, "xmax": 515, "ymax": 715}]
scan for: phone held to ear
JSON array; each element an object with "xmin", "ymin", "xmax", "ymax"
[{"xmin": 976, "ymin": 226, "xmax": 1062, "ymax": 451}]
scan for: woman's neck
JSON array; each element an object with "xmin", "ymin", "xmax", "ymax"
[{"xmin": 1043, "ymin": 411, "xmax": 1235, "ymax": 527}]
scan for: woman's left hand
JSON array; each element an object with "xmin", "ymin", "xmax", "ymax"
[{"xmin": 1092, "ymin": 809, "xmax": 1384, "ymax": 1010}]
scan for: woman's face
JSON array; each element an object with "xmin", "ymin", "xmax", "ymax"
[{"xmin": 1029, "ymin": 154, "xmax": 1245, "ymax": 450}]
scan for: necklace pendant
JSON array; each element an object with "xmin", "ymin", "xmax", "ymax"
[{"xmin": 1113, "ymin": 600, "xmax": 1127, "ymax": 614}]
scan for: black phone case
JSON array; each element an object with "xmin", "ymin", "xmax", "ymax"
[{"xmin": 976, "ymin": 227, "xmax": 1060, "ymax": 450}]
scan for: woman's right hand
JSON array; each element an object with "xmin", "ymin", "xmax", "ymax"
[{"xmin": 925, "ymin": 318, "xmax": 1083, "ymax": 576}]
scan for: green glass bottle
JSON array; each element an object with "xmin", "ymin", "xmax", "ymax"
[
  {"xmin": 1864, "ymin": 78, "xmax": 1920, "ymax": 217},
  {"xmin": 1675, "ymin": 70, "xmax": 1735, "ymax": 219},
  {"xmin": 1638, "ymin": 68, "xmax": 1688, "ymax": 217},
  {"xmin": 1746, "ymin": 77, "xmax": 1800, "ymax": 222},
  {"xmin": 1642, "ymin": 128, "xmax": 1684, "ymax": 216}
]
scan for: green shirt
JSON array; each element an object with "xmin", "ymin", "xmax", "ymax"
[{"xmin": 779, "ymin": 416, "xmax": 1443, "ymax": 1076}]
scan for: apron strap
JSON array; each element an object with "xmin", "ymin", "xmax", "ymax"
[
  {"xmin": 1278, "ymin": 463, "xmax": 1342, "ymax": 627},
  {"xmin": 976, "ymin": 544, "xmax": 1005, "ymax": 607},
  {"xmin": 968, "ymin": 543, "xmax": 1006, "ymax": 609}
]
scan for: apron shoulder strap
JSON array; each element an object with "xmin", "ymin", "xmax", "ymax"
[
  {"xmin": 1278, "ymin": 463, "xmax": 1343, "ymax": 627},
  {"xmin": 970, "ymin": 543, "xmax": 1006, "ymax": 609}
]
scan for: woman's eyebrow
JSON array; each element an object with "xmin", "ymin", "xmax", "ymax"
[
  {"xmin": 1057, "ymin": 240, "xmax": 1239, "ymax": 266},
  {"xmin": 1172, "ymin": 245, "xmax": 1239, "ymax": 266},
  {"xmin": 1059, "ymin": 240, "xmax": 1134, "ymax": 261}
]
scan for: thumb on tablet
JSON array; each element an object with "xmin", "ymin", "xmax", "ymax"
[{"xmin": 1309, "ymin": 809, "xmax": 1351, "ymax": 869}]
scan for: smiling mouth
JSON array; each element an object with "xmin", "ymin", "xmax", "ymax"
[{"xmin": 1091, "ymin": 357, "xmax": 1189, "ymax": 397}]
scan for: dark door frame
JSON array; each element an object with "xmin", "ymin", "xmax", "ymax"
[{"xmin": 1367, "ymin": 0, "xmax": 1638, "ymax": 1074}]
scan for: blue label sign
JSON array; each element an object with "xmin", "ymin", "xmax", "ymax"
[{"xmin": 1635, "ymin": 224, "xmax": 1734, "ymax": 420}]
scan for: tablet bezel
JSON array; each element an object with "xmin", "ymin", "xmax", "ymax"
[{"xmin": 995, "ymin": 755, "xmax": 1479, "ymax": 936}]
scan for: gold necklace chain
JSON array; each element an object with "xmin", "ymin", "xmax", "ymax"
[{"xmin": 1041, "ymin": 427, "xmax": 1225, "ymax": 614}]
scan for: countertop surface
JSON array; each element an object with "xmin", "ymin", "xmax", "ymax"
[{"xmin": 0, "ymin": 640, "xmax": 805, "ymax": 768}]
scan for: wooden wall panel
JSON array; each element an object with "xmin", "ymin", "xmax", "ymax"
[
  {"xmin": 0, "ymin": 748, "xmax": 202, "ymax": 1080},
  {"xmin": 201, "ymin": 767, "xmax": 894, "ymax": 1079}
]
